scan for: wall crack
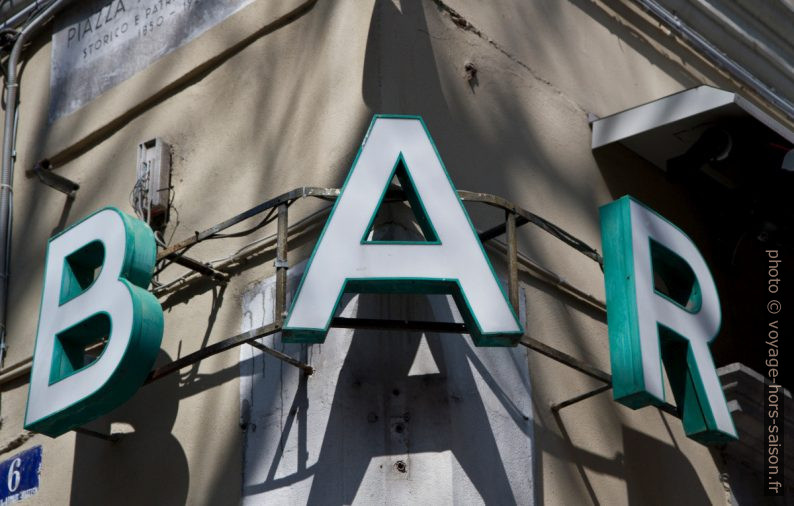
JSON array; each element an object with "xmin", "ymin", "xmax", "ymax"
[{"xmin": 426, "ymin": 0, "xmax": 586, "ymax": 114}]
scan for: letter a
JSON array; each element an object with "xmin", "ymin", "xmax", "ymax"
[
  {"xmin": 25, "ymin": 208, "xmax": 163, "ymax": 437},
  {"xmin": 283, "ymin": 116, "xmax": 522, "ymax": 346},
  {"xmin": 600, "ymin": 196, "xmax": 737, "ymax": 444}
]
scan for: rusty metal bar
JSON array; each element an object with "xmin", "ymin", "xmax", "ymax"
[
  {"xmin": 519, "ymin": 335, "xmax": 612, "ymax": 384},
  {"xmin": 521, "ymin": 336, "xmax": 681, "ymax": 418},
  {"xmin": 172, "ymin": 254, "xmax": 230, "ymax": 283},
  {"xmin": 145, "ymin": 322, "xmax": 280, "ymax": 383},
  {"xmin": 139, "ymin": 316, "xmax": 681, "ymax": 419},
  {"xmin": 145, "ymin": 318, "xmax": 466, "ymax": 386},
  {"xmin": 139, "ymin": 314, "xmax": 681, "ymax": 418},
  {"xmin": 551, "ymin": 381, "xmax": 680, "ymax": 419},
  {"xmin": 486, "ymin": 238, "xmax": 606, "ymax": 314},
  {"xmin": 248, "ymin": 340, "xmax": 313, "ymax": 375},
  {"xmin": 458, "ymin": 190, "xmax": 603, "ymax": 265},
  {"xmin": 478, "ymin": 216, "xmax": 529, "ymax": 242},
  {"xmin": 275, "ymin": 203, "xmax": 288, "ymax": 326},
  {"xmin": 331, "ymin": 317, "xmax": 468, "ymax": 334},
  {"xmin": 74, "ymin": 427, "xmax": 122, "ymax": 443},
  {"xmin": 506, "ymin": 211, "xmax": 519, "ymax": 314},
  {"xmin": 551, "ymin": 384, "xmax": 612, "ymax": 412}
]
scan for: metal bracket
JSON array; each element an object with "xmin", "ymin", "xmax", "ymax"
[
  {"xmin": 171, "ymin": 254, "xmax": 229, "ymax": 283},
  {"xmin": 520, "ymin": 335, "xmax": 611, "ymax": 383},
  {"xmin": 142, "ymin": 185, "xmax": 615, "ymax": 417},
  {"xmin": 519, "ymin": 336, "xmax": 680, "ymax": 418},
  {"xmin": 32, "ymin": 159, "xmax": 79, "ymax": 199},
  {"xmin": 248, "ymin": 340, "xmax": 313, "ymax": 375}
]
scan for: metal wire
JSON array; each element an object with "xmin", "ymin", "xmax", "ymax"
[{"xmin": 208, "ymin": 205, "xmax": 279, "ymax": 239}]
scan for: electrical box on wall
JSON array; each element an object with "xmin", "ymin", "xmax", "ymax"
[{"xmin": 135, "ymin": 138, "xmax": 171, "ymax": 228}]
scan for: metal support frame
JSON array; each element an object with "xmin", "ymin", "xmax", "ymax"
[
  {"xmin": 331, "ymin": 317, "xmax": 467, "ymax": 334},
  {"xmin": 154, "ymin": 187, "xmax": 601, "ymax": 265},
  {"xmin": 151, "ymin": 184, "xmax": 601, "ymax": 304},
  {"xmin": 146, "ymin": 322, "xmax": 280, "ymax": 383},
  {"xmin": 143, "ymin": 184, "xmax": 627, "ymax": 419},
  {"xmin": 249, "ymin": 340, "xmax": 313, "ymax": 375},
  {"xmin": 156, "ymin": 187, "xmax": 339, "ymax": 262},
  {"xmin": 520, "ymin": 336, "xmax": 611, "ymax": 384},
  {"xmin": 519, "ymin": 334, "xmax": 680, "ymax": 418},
  {"xmin": 32, "ymin": 160, "xmax": 79, "ymax": 199},
  {"xmin": 172, "ymin": 254, "xmax": 229, "ymax": 283},
  {"xmin": 457, "ymin": 190, "xmax": 603, "ymax": 266},
  {"xmin": 275, "ymin": 203, "xmax": 288, "ymax": 326},
  {"xmin": 551, "ymin": 384, "xmax": 612, "ymax": 412},
  {"xmin": 505, "ymin": 210, "xmax": 519, "ymax": 313}
]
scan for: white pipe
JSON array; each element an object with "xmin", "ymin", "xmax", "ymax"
[{"xmin": 0, "ymin": 0, "xmax": 75, "ymax": 366}]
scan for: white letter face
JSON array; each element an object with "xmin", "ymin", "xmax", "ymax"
[
  {"xmin": 25, "ymin": 208, "xmax": 163, "ymax": 437},
  {"xmin": 283, "ymin": 116, "xmax": 522, "ymax": 346},
  {"xmin": 600, "ymin": 196, "xmax": 737, "ymax": 444}
]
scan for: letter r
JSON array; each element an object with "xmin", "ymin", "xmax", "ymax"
[
  {"xmin": 600, "ymin": 196, "xmax": 737, "ymax": 444},
  {"xmin": 25, "ymin": 208, "xmax": 163, "ymax": 437}
]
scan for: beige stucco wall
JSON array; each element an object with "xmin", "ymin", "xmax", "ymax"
[{"xmin": 0, "ymin": 0, "xmax": 773, "ymax": 503}]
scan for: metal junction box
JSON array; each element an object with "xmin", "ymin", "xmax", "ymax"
[{"xmin": 135, "ymin": 138, "xmax": 171, "ymax": 225}]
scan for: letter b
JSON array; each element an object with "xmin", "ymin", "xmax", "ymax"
[{"xmin": 25, "ymin": 208, "xmax": 163, "ymax": 437}]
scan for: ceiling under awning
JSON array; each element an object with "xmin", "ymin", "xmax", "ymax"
[{"xmin": 590, "ymin": 85, "xmax": 794, "ymax": 171}]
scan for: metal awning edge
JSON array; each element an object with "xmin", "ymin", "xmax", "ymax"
[{"xmin": 591, "ymin": 85, "xmax": 794, "ymax": 150}]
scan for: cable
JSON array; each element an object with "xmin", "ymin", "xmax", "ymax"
[
  {"xmin": 208, "ymin": 207, "xmax": 278, "ymax": 239},
  {"xmin": 152, "ymin": 205, "xmax": 333, "ymax": 296},
  {"xmin": 206, "ymin": 204, "xmax": 333, "ymax": 265},
  {"xmin": 207, "ymin": 200, "xmax": 291, "ymax": 240}
]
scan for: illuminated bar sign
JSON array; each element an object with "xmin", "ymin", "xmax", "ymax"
[{"xmin": 24, "ymin": 115, "xmax": 736, "ymax": 445}]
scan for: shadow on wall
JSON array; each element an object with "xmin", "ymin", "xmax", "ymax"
[
  {"xmin": 243, "ymin": 292, "xmax": 533, "ymax": 504},
  {"xmin": 536, "ymin": 404, "xmax": 712, "ymax": 505},
  {"xmin": 304, "ymin": 294, "xmax": 526, "ymax": 504},
  {"xmin": 69, "ymin": 351, "xmax": 189, "ymax": 506},
  {"xmin": 242, "ymin": 212, "xmax": 533, "ymax": 504},
  {"xmin": 622, "ymin": 426, "xmax": 711, "ymax": 505},
  {"xmin": 361, "ymin": 0, "xmax": 452, "ymax": 132}
]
